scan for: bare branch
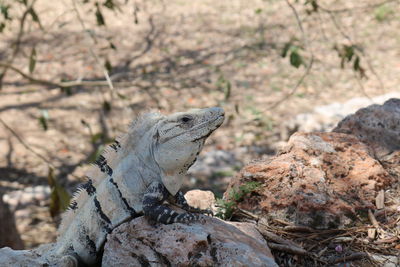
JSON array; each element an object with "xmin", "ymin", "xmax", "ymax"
[
  {"xmin": 71, "ymin": 0, "xmax": 116, "ymax": 98},
  {"xmin": 0, "ymin": 0, "xmax": 39, "ymax": 87},
  {"xmin": 0, "ymin": 62, "xmax": 119, "ymax": 89},
  {"xmin": 0, "ymin": 117, "xmax": 56, "ymax": 169},
  {"xmin": 268, "ymin": 0, "xmax": 314, "ymax": 110}
]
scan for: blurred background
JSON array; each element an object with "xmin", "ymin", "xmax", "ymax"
[{"xmin": 0, "ymin": 0, "xmax": 399, "ymax": 249}]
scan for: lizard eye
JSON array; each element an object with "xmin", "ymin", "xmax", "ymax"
[{"xmin": 180, "ymin": 116, "xmax": 193, "ymax": 123}]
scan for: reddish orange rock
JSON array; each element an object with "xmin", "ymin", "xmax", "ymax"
[{"xmin": 225, "ymin": 132, "xmax": 393, "ymax": 229}]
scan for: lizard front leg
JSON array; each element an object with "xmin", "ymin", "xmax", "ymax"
[
  {"xmin": 142, "ymin": 182, "xmax": 201, "ymax": 224},
  {"xmin": 174, "ymin": 191, "xmax": 213, "ymax": 216}
]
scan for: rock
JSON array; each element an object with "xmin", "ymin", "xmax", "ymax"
[
  {"xmin": 184, "ymin": 190, "xmax": 215, "ymax": 211},
  {"xmin": 0, "ymin": 247, "xmax": 43, "ymax": 267},
  {"xmin": 225, "ymin": 132, "xmax": 393, "ymax": 229},
  {"xmin": 283, "ymin": 92, "xmax": 400, "ymax": 135},
  {"xmin": 0, "ymin": 193, "xmax": 24, "ymax": 249},
  {"xmin": 0, "ymin": 243, "xmax": 80, "ymax": 267},
  {"xmin": 333, "ymin": 98, "xmax": 400, "ymax": 179},
  {"xmin": 333, "ymin": 98, "xmax": 400, "ymax": 159},
  {"xmin": 371, "ymin": 254, "xmax": 399, "ymax": 267},
  {"xmin": 102, "ymin": 216, "xmax": 278, "ymax": 267}
]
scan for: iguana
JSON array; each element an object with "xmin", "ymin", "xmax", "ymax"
[{"xmin": 45, "ymin": 107, "xmax": 224, "ymax": 266}]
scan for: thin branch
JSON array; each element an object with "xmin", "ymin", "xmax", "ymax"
[
  {"xmin": 320, "ymin": 2, "xmax": 386, "ymax": 93},
  {"xmin": 268, "ymin": 0, "xmax": 314, "ymax": 110},
  {"xmin": 0, "ymin": 117, "xmax": 56, "ymax": 169},
  {"xmin": 0, "ymin": 117, "xmax": 82, "ymax": 180},
  {"xmin": 0, "ymin": 0, "xmax": 38, "ymax": 87},
  {"xmin": 71, "ymin": 0, "xmax": 115, "ymax": 98},
  {"xmin": 0, "ymin": 62, "xmax": 117, "ymax": 88},
  {"xmin": 318, "ymin": 0, "xmax": 398, "ymax": 14}
]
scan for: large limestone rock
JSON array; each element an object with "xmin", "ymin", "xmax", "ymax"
[
  {"xmin": 225, "ymin": 132, "xmax": 393, "ymax": 229},
  {"xmin": 0, "ymin": 243, "xmax": 59, "ymax": 267},
  {"xmin": 102, "ymin": 216, "xmax": 277, "ymax": 267}
]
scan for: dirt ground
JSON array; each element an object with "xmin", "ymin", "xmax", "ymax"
[{"xmin": 0, "ymin": 0, "xmax": 399, "ymax": 250}]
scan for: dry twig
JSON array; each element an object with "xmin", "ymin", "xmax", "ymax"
[
  {"xmin": 0, "ymin": 117, "xmax": 80, "ymax": 180},
  {"xmin": 328, "ymin": 252, "xmax": 369, "ymax": 264},
  {"xmin": 268, "ymin": 242, "xmax": 309, "ymax": 256}
]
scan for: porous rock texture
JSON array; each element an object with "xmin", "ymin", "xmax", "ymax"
[
  {"xmin": 102, "ymin": 216, "xmax": 278, "ymax": 267},
  {"xmin": 225, "ymin": 132, "xmax": 393, "ymax": 229},
  {"xmin": 226, "ymin": 98, "xmax": 400, "ymax": 229},
  {"xmin": 334, "ymin": 98, "xmax": 400, "ymax": 178}
]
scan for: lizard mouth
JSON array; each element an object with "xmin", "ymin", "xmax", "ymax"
[{"xmin": 191, "ymin": 114, "xmax": 224, "ymax": 142}]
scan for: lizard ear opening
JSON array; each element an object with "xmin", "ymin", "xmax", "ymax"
[{"xmin": 161, "ymin": 172, "xmax": 184, "ymax": 196}]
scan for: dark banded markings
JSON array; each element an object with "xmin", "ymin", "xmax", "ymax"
[
  {"xmin": 93, "ymin": 196, "xmax": 112, "ymax": 234},
  {"xmin": 95, "ymin": 155, "xmax": 113, "ymax": 176},
  {"xmin": 85, "ymin": 235, "xmax": 97, "ymax": 256},
  {"xmin": 68, "ymin": 200, "xmax": 78, "ymax": 210},
  {"xmin": 110, "ymin": 140, "xmax": 121, "ymax": 152},
  {"xmin": 82, "ymin": 179, "xmax": 96, "ymax": 196},
  {"xmin": 109, "ymin": 178, "xmax": 138, "ymax": 217}
]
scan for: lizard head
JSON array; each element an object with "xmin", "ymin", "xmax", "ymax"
[{"xmin": 153, "ymin": 107, "xmax": 225, "ymax": 195}]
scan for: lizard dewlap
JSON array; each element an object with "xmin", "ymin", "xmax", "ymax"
[{"xmin": 53, "ymin": 107, "xmax": 224, "ymax": 266}]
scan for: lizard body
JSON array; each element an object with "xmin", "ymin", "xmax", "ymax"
[{"xmin": 53, "ymin": 107, "xmax": 224, "ymax": 266}]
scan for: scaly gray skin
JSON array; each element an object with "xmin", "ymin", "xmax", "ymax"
[{"xmin": 53, "ymin": 107, "xmax": 224, "ymax": 266}]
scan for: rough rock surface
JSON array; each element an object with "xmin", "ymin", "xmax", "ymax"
[
  {"xmin": 333, "ymin": 98, "xmax": 400, "ymax": 159},
  {"xmin": 225, "ymin": 132, "xmax": 393, "ymax": 229},
  {"xmin": 0, "ymin": 243, "xmax": 59, "ymax": 267},
  {"xmin": 102, "ymin": 216, "xmax": 277, "ymax": 267},
  {"xmin": 333, "ymin": 98, "xmax": 400, "ymax": 179},
  {"xmin": 284, "ymin": 92, "xmax": 400, "ymax": 134},
  {"xmin": 0, "ymin": 193, "xmax": 24, "ymax": 249}
]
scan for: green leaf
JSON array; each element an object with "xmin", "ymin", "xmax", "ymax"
[
  {"xmin": 103, "ymin": 100, "xmax": 111, "ymax": 112},
  {"xmin": 344, "ymin": 45, "xmax": 354, "ymax": 62},
  {"xmin": 38, "ymin": 109, "xmax": 49, "ymax": 131},
  {"xmin": 103, "ymin": 0, "xmax": 115, "ymax": 10},
  {"xmin": 109, "ymin": 41, "xmax": 117, "ymax": 50},
  {"xmin": 104, "ymin": 59, "xmax": 112, "ymax": 72},
  {"xmin": 224, "ymin": 81, "xmax": 231, "ymax": 100},
  {"xmin": 290, "ymin": 50, "xmax": 303, "ymax": 68},
  {"xmin": 0, "ymin": 4, "xmax": 11, "ymax": 20},
  {"xmin": 29, "ymin": 47, "xmax": 36, "ymax": 73},
  {"xmin": 255, "ymin": 8, "xmax": 262, "ymax": 14},
  {"xmin": 281, "ymin": 42, "xmax": 291, "ymax": 58},
  {"xmin": 48, "ymin": 168, "xmax": 71, "ymax": 218},
  {"xmin": 95, "ymin": 3, "xmax": 105, "ymax": 26},
  {"xmin": 353, "ymin": 56, "xmax": 360, "ymax": 71}
]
